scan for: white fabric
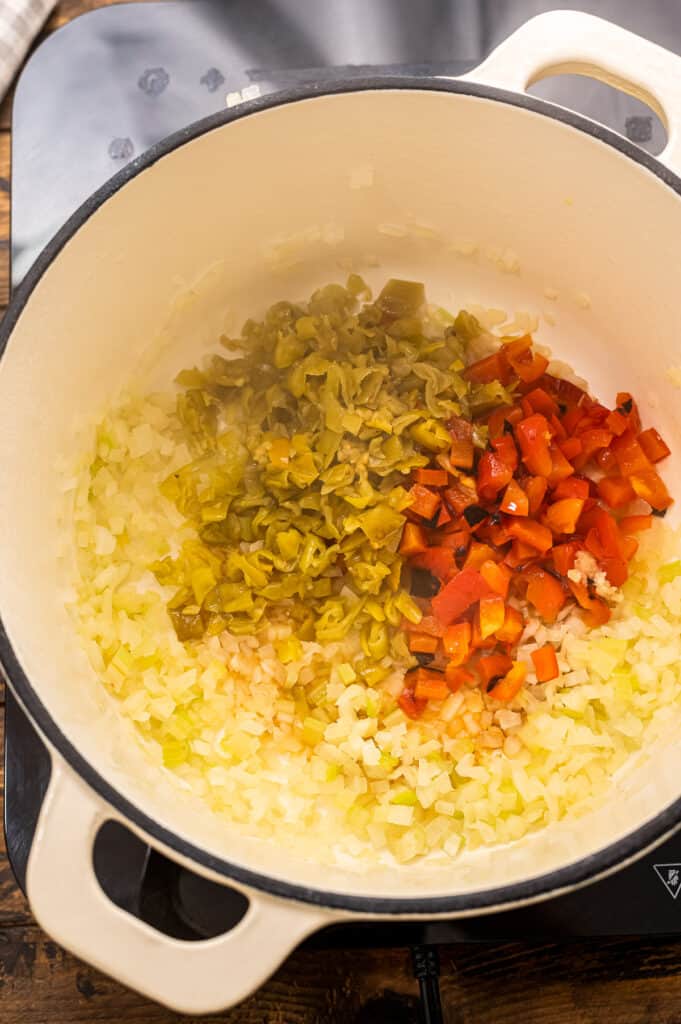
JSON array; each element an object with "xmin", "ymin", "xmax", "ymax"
[{"xmin": 0, "ymin": 0, "xmax": 56, "ymax": 99}]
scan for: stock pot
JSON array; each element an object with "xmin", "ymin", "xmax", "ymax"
[{"xmin": 1, "ymin": 11, "xmax": 681, "ymax": 1013}]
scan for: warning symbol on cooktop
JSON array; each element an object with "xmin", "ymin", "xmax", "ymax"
[{"xmin": 654, "ymin": 864, "xmax": 681, "ymax": 899}]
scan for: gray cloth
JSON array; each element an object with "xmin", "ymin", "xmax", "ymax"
[{"xmin": 0, "ymin": 0, "xmax": 56, "ymax": 99}]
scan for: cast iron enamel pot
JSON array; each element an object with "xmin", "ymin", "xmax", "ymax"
[{"xmin": 1, "ymin": 11, "xmax": 681, "ymax": 1014}]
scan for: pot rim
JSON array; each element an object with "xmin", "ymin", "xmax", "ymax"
[{"xmin": 2, "ymin": 74, "xmax": 681, "ymax": 915}]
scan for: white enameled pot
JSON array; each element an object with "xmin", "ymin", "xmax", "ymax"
[{"xmin": 2, "ymin": 10, "xmax": 681, "ymax": 1014}]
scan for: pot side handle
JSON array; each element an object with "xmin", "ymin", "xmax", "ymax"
[
  {"xmin": 461, "ymin": 10, "xmax": 681, "ymax": 176},
  {"xmin": 26, "ymin": 758, "xmax": 332, "ymax": 1015}
]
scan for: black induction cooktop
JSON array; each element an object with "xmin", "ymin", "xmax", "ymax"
[{"xmin": 5, "ymin": 0, "xmax": 681, "ymax": 959}]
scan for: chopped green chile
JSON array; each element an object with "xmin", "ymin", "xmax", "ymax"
[{"xmin": 155, "ymin": 277, "xmax": 485, "ymax": 655}]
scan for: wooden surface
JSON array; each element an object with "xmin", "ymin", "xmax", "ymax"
[{"xmin": 3, "ymin": 2, "xmax": 681, "ymax": 1022}]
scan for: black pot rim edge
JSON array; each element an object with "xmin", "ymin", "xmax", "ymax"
[{"xmin": 2, "ymin": 74, "xmax": 681, "ymax": 917}]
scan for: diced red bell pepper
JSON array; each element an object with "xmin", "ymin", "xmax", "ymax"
[
  {"xmin": 450, "ymin": 439, "xmax": 475, "ymax": 469},
  {"xmin": 611, "ymin": 430, "xmax": 652, "ymax": 476},
  {"xmin": 605, "ymin": 409, "xmax": 629, "ymax": 436},
  {"xmin": 438, "ymin": 529, "xmax": 471, "ymax": 554},
  {"xmin": 488, "ymin": 661, "xmax": 527, "ymax": 701},
  {"xmin": 630, "ymin": 470, "xmax": 673, "ymax": 511},
  {"xmin": 572, "ymin": 427, "xmax": 614, "ymax": 470},
  {"xmin": 398, "ymin": 688, "xmax": 427, "ymax": 719},
  {"xmin": 621, "ymin": 535, "xmax": 639, "ymax": 560},
  {"xmin": 480, "ymin": 559, "xmax": 512, "ymax": 598},
  {"xmin": 409, "ymin": 633, "xmax": 440, "ymax": 654},
  {"xmin": 478, "ymin": 594, "xmax": 506, "ymax": 639},
  {"xmin": 504, "ymin": 540, "xmax": 539, "ymax": 569},
  {"xmin": 615, "ymin": 392, "xmax": 641, "ymax": 434},
  {"xmin": 447, "ymin": 415, "xmax": 474, "ymax": 443},
  {"xmin": 411, "ymin": 546, "xmax": 457, "ymax": 581},
  {"xmin": 542, "ymin": 374, "xmax": 588, "ymax": 409},
  {"xmin": 549, "ymin": 414, "xmax": 567, "ymax": 442},
  {"xmin": 525, "ymin": 476, "xmax": 548, "ymax": 516},
  {"xmin": 546, "ymin": 444, "xmax": 575, "ymax": 487},
  {"xmin": 561, "ymin": 407, "xmax": 584, "ymax": 436},
  {"xmin": 596, "ymin": 475, "xmax": 635, "ymax": 509},
  {"xmin": 507, "ymin": 518, "xmax": 553, "ymax": 554},
  {"xmin": 409, "ymin": 484, "xmax": 441, "ymax": 520},
  {"xmin": 638, "ymin": 427, "xmax": 671, "ymax": 464},
  {"xmin": 500, "ymin": 478, "xmax": 529, "ymax": 516},
  {"xmin": 524, "ymin": 387, "xmax": 559, "ymax": 418},
  {"xmin": 414, "ymin": 468, "xmax": 449, "ymax": 487},
  {"xmin": 552, "ymin": 540, "xmax": 582, "ymax": 576},
  {"xmin": 553, "ymin": 477, "xmax": 590, "ymax": 500},
  {"xmin": 485, "ymin": 520, "xmax": 512, "ymax": 547},
  {"xmin": 464, "ymin": 541, "xmax": 497, "ymax": 571},
  {"xmin": 559, "ymin": 436, "xmax": 583, "ymax": 462},
  {"xmin": 594, "ymin": 509, "xmax": 625, "ymax": 558},
  {"xmin": 402, "ymin": 615, "xmax": 445, "ymax": 638},
  {"xmin": 531, "ymin": 645, "xmax": 559, "ymax": 682},
  {"xmin": 595, "ymin": 447, "xmax": 619, "ymax": 474},
  {"xmin": 545, "ymin": 497, "xmax": 585, "ymax": 535},
  {"xmin": 443, "ymin": 478, "xmax": 479, "ymax": 516},
  {"xmin": 478, "ymin": 653, "xmax": 513, "ymax": 686},
  {"xmin": 431, "ymin": 568, "xmax": 492, "ymax": 626},
  {"xmin": 508, "ymin": 347, "xmax": 550, "ymax": 384},
  {"xmin": 526, "ymin": 570, "xmax": 566, "ymax": 622},
  {"xmin": 601, "ymin": 557, "xmax": 628, "ymax": 587},
  {"xmin": 515, "ymin": 414, "xmax": 553, "ymax": 477},
  {"xmin": 619, "ymin": 513, "xmax": 653, "ymax": 534},
  {"xmin": 399, "ymin": 523, "xmax": 428, "ymax": 557},
  {"xmin": 442, "ymin": 622, "xmax": 471, "ymax": 666},
  {"xmin": 412, "ymin": 669, "xmax": 449, "ymax": 701},
  {"xmin": 445, "ymin": 665, "xmax": 476, "ymax": 692},
  {"xmin": 487, "ymin": 405, "xmax": 523, "ymax": 440},
  {"xmin": 492, "ymin": 433, "xmax": 519, "ymax": 470},
  {"xmin": 567, "ymin": 579, "xmax": 611, "ymax": 627},
  {"xmin": 496, "ymin": 605, "xmax": 524, "ymax": 644},
  {"xmin": 477, "ymin": 450, "xmax": 513, "ymax": 501},
  {"xmin": 463, "ymin": 349, "xmax": 512, "ymax": 385},
  {"xmin": 437, "ymin": 505, "xmax": 453, "ymax": 527}
]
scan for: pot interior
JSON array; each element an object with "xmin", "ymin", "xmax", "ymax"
[{"xmin": 1, "ymin": 86, "xmax": 681, "ymax": 902}]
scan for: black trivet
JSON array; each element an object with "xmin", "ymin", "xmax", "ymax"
[{"xmin": 5, "ymin": 5, "xmax": 681, "ymax": 1016}]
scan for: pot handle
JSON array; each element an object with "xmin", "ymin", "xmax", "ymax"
[
  {"xmin": 462, "ymin": 10, "xmax": 681, "ymax": 176},
  {"xmin": 26, "ymin": 757, "xmax": 332, "ymax": 1014}
]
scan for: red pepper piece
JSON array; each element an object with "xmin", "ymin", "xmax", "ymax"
[
  {"xmin": 526, "ymin": 570, "xmax": 566, "ymax": 622},
  {"xmin": 496, "ymin": 605, "xmax": 524, "ymax": 644},
  {"xmin": 411, "ymin": 546, "xmax": 457, "ymax": 581},
  {"xmin": 546, "ymin": 443, "xmax": 575, "ymax": 487},
  {"xmin": 545, "ymin": 497, "xmax": 585, "ymax": 535},
  {"xmin": 488, "ymin": 661, "xmax": 527, "ymax": 701},
  {"xmin": 523, "ymin": 386, "xmax": 559, "ymax": 417},
  {"xmin": 601, "ymin": 557, "xmax": 628, "ymax": 587},
  {"xmin": 398, "ymin": 689, "xmax": 427, "ymax": 719},
  {"xmin": 615, "ymin": 392, "xmax": 641, "ymax": 434},
  {"xmin": 480, "ymin": 559, "xmax": 512, "ymax": 598},
  {"xmin": 558, "ymin": 436, "xmax": 582, "ymax": 462},
  {"xmin": 572, "ymin": 428, "xmax": 613, "ymax": 470},
  {"xmin": 500, "ymin": 478, "xmax": 529, "ymax": 516},
  {"xmin": 552, "ymin": 540, "xmax": 582, "ymax": 576},
  {"xmin": 412, "ymin": 669, "xmax": 449, "ymax": 701},
  {"xmin": 553, "ymin": 476, "xmax": 590, "ymax": 500},
  {"xmin": 399, "ymin": 523, "xmax": 428, "ymax": 557},
  {"xmin": 477, "ymin": 450, "xmax": 513, "ymax": 501},
  {"xmin": 596, "ymin": 475, "xmax": 635, "ymax": 509},
  {"xmin": 595, "ymin": 447, "xmax": 619, "ymax": 475},
  {"xmin": 408, "ymin": 484, "xmax": 441, "ymax": 520},
  {"xmin": 414, "ymin": 468, "xmax": 449, "ymax": 487},
  {"xmin": 464, "ymin": 541, "xmax": 497, "ymax": 571},
  {"xmin": 525, "ymin": 475, "xmax": 548, "ymax": 517},
  {"xmin": 443, "ymin": 477, "xmax": 479, "ymax": 516},
  {"xmin": 611, "ymin": 430, "xmax": 653, "ymax": 476},
  {"xmin": 531, "ymin": 645, "xmax": 559, "ymax": 682},
  {"xmin": 431, "ymin": 568, "xmax": 493, "ymax": 625},
  {"xmin": 478, "ymin": 653, "xmax": 514, "ymax": 686},
  {"xmin": 445, "ymin": 665, "xmax": 476, "ymax": 692},
  {"xmin": 507, "ymin": 518, "xmax": 553, "ymax": 554},
  {"xmin": 442, "ymin": 622, "xmax": 471, "ymax": 666},
  {"xmin": 638, "ymin": 427, "xmax": 671, "ymax": 464},
  {"xmin": 605, "ymin": 409, "xmax": 629, "ymax": 436},
  {"xmin": 409, "ymin": 633, "xmax": 440, "ymax": 654},
  {"xmin": 561, "ymin": 407, "xmax": 584, "ymax": 436},
  {"xmin": 619, "ymin": 514, "xmax": 653, "ymax": 534},
  {"xmin": 568, "ymin": 579, "xmax": 611, "ymax": 627},
  {"xmin": 463, "ymin": 349, "xmax": 512, "ymax": 385},
  {"xmin": 478, "ymin": 594, "xmax": 506, "ymax": 640},
  {"xmin": 630, "ymin": 469, "xmax": 673, "ymax": 511},
  {"xmin": 403, "ymin": 615, "xmax": 445, "ymax": 638},
  {"xmin": 515, "ymin": 413, "xmax": 553, "ymax": 477}
]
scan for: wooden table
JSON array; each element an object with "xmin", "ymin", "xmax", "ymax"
[{"xmin": 2, "ymin": 2, "xmax": 681, "ymax": 1021}]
